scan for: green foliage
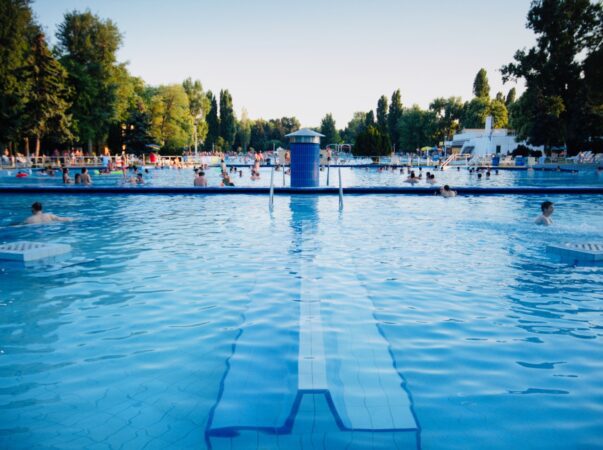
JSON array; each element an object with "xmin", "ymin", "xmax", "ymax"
[
  {"xmin": 429, "ymin": 97, "xmax": 463, "ymax": 142},
  {"xmin": 219, "ymin": 89, "xmax": 236, "ymax": 150},
  {"xmin": 376, "ymin": 95, "xmax": 388, "ymax": 133},
  {"xmin": 397, "ymin": 105, "xmax": 436, "ymax": 151},
  {"xmin": 149, "ymin": 84, "xmax": 192, "ymax": 150},
  {"xmin": 462, "ymin": 97, "xmax": 490, "ymax": 128},
  {"xmin": 501, "ymin": 0, "xmax": 603, "ymax": 153},
  {"xmin": 56, "ymin": 10, "xmax": 123, "ymax": 149},
  {"xmin": 340, "ymin": 112, "xmax": 367, "ymax": 144},
  {"xmin": 237, "ymin": 108, "xmax": 251, "ymax": 151},
  {"xmin": 23, "ymin": 33, "xmax": 73, "ymax": 155},
  {"xmin": 353, "ymin": 125, "xmax": 390, "ymax": 157},
  {"xmin": 205, "ymin": 91, "xmax": 220, "ymax": 150},
  {"xmin": 388, "ymin": 90, "xmax": 403, "ymax": 150},
  {"xmin": 489, "ymin": 99, "xmax": 509, "ymax": 128},
  {"xmin": 0, "ymin": 0, "xmax": 37, "ymax": 146},
  {"xmin": 473, "ymin": 68, "xmax": 490, "ymax": 98},
  {"xmin": 505, "ymin": 87, "xmax": 517, "ymax": 106},
  {"xmin": 183, "ymin": 78, "xmax": 209, "ymax": 147},
  {"xmin": 320, "ymin": 113, "xmax": 340, "ymax": 145}
]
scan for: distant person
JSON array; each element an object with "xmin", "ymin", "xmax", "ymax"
[
  {"xmin": 80, "ymin": 167, "xmax": 92, "ymax": 185},
  {"xmin": 194, "ymin": 170, "xmax": 208, "ymax": 187},
  {"xmin": 439, "ymin": 185, "xmax": 457, "ymax": 197},
  {"xmin": 62, "ymin": 168, "xmax": 72, "ymax": 184},
  {"xmin": 74, "ymin": 173, "xmax": 82, "ymax": 184},
  {"xmin": 221, "ymin": 173, "xmax": 235, "ymax": 186},
  {"xmin": 23, "ymin": 202, "xmax": 72, "ymax": 224},
  {"xmin": 535, "ymin": 201, "xmax": 554, "ymax": 226}
]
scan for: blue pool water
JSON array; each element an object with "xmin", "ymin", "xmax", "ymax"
[
  {"xmin": 1, "ymin": 166, "xmax": 603, "ymax": 188},
  {"xmin": 0, "ymin": 193, "xmax": 602, "ymax": 449}
]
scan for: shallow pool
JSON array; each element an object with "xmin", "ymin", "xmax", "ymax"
[{"xmin": 0, "ymin": 193, "xmax": 602, "ymax": 449}]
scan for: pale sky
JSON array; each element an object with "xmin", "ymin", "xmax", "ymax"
[{"xmin": 32, "ymin": 0, "xmax": 534, "ymax": 128}]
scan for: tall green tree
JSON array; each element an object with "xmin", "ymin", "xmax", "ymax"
[
  {"xmin": 237, "ymin": 108, "xmax": 251, "ymax": 151},
  {"xmin": 23, "ymin": 33, "xmax": 73, "ymax": 157},
  {"xmin": 320, "ymin": 113, "xmax": 341, "ymax": 145},
  {"xmin": 489, "ymin": 98, "xmax": 509, "ymax": 128},
  {"xmin": 505, "ymin": 87, "xmax": 517, "ymax": 106},
  {"xmin": 376, "ymin": 95, "xmax": 388, "ymax": 133},
  {"xmin": 56, "ymin": 10, "xmax": 123, "ymax": 152},
  {"xmin": 462, "ymin": 97, "xmax": 490, "ymax": 128},
  {"xmin": 429, "ymin": 97, "xmax": 463, "ymax": 142},
  {"xmin": 353, "ymin": 125, "xmax": 390, "ymax": 157},
  {"xmin": 473, "ymin": 68, "xmax": 490, "ymax": 98},
  {"xmin": 341, "ymin": 112, "xmax": 368, "ymax": 144},
  {"xmin": 388, "ymin": 89, "xmax": 403, "ymax": 150},
  {"xmin": 397, "ymin": 105, "xmax": 436, "ymax": 151},
  {"xmin": 182, "ymin": 78, "xmax": 209, "ymax": 149},
  {"xmin": 0, "ymin": 0, "xmax": 37, "ymax": 150},
  {"xmin": 219, "ymin": 89, "xmax": 236, "ymax": 150},
  {"xmin": 205, "ymin": 91, "xmax": 220, "ymax": 150},
  {"xmin": 502, "ymin": 0, "xmax": 603, "ymax": 153},
  {"xmin": 149, "ymin": 84, "xmax": 192, "ymax": 151}
]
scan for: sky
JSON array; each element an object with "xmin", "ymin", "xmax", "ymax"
[{"xmin": 32, "ymin": 0, "xmax": 536, "ymax": 128}]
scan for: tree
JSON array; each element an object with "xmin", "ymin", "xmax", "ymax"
[
  {"xmin": 376, "ymin": 95, "xmax": 388, "ymax": 133},
  {"xmin": 429, "ymin": 97, "xmax": 463, "ymax": 142},
  {"xmin": 56, "ymin": 10, "xmax": 123, "ymax": 152},
  {"xmin": 149, "ymin": 84, "xmax": 192, "ymax": 151},
  {"xmin": 388, "ymin": 89, "xmax": 403, "ymax": 150},
  {"xmin": 320, "ymin": 113, "xmax": 340, "ymax": 145},
  {"xmin": 505, "ymin": 87, "xmax": 517, "ymax": 106},
  {"xmin": 0, "ymin": 0, "xmax": 37, "ymax": 150},
  {"xmin": 489, "ymin": 98, "xmax": 509, "ymax": 128},
  {"xmin": 219, "ymin": 89, "xmax": 236, "ymax": 150},
  {"xmin": 462, "ymin": 97, "xmax": 490, "ymax": 128},
  {"xmin": 502, "ymin": 0, "xmax": 603, "ymax": 154},
  {"xmin": 353, "ymin": 125, "xmax": 390, "ymax": 157},
  {"xmin": 205, "ymin": 91, "xmax": 220, "ymax": 150},
  {"xmin": 237, "ymin": 108, "xmax": 251, "ymax": 151},
  {"xmin": 365, "ymin": 110, "xmax": 375, "ymax": 127},
  {"xmin": 22, "ymin": 33, "xmax": 73, "ymax": 157},
  {"xmin": 473, "ymin": 68, "xmax": 490, "ymax": 98},
  {"xmin": 183, "ymin": 78, "xmax": 209, "ymax": 149},
  {"xmin": 341, "ymin": 112, "xmax": 368, "ymax": 144},
  {"xmin": 397, "ymin": 105, "xmax": 436, "ymax": 151}
]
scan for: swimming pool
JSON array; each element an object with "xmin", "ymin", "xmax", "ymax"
[
  {"xmin": 1, "ymin": 166, "xmax": 603, "ymax": 189},
  {"xmin": 1, "ymin": 193, "xmax": 602, "ymax": 449}
]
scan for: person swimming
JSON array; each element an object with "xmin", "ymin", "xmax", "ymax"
[
  {"xmin": 194, "ymin": 170, "xmax": 208, "ymax": 186},
  {"xmin": 439, "ymin": 185, "xmax": 457, "ymax": 197},
  {"xmin": 23, "ymin": 202, "xmax": 73, "ymax": 224},
  {"xmin": 535, "ymin": 200, "xmax": 554, "ymax": 226}
]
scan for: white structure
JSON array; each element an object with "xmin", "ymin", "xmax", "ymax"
[{"xmin": 448, "ymin": 116, "xmax": 542, "ymax": 157}]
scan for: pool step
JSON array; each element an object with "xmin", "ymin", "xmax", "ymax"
[
  {"xmin": 547, "ymin": 242, "xmax": 603, "ymax": 263},
  {"xmin": 0, "ymin": 241, "xmax": 71, "ymax": 262},
  {"xmin": 207, "ymin": 247, "xmax": 418, "ymax": 446}
]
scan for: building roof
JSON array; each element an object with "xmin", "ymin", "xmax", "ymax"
[{"xmin": 285, "ymin": 128, "xmax": 325, "ymax": 138}]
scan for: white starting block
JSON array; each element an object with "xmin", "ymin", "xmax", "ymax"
[
  {"xmin": 0, "ymin": 241, "xmax": 72, "ymax": 262},
  {"xmin": 547, "ymin": 243, "xmax": 603, "ymax": 263}
]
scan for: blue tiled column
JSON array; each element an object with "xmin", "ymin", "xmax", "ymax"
[{"xmin": 291, "ymin": 142, "xmax": 320, "ymax": 188}]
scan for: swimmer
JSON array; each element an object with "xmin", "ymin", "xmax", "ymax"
[
  {"xmin": 194, "ymin": 170, "xmax": 208, "ymax": 187},
  {"xmin": 535, "ymin": 201, "xmax": 554, "ymax": 226},
  {"xmin": 23, "ymin": 202, "xmax": 73, "ymax": 224},
  {"xmin": 80, "ymin": 167, "xmax": 92, "ymax": 185},
  {"xmin": 221, "ymin": 173, "xmax": 235, "ymax": 186},
  {"xmin": 405, "ymin": 171, "xmax": 419, "ymax": 184},
  {"xmin": 62, "ymin": 168, "xmax": 72, "ymax": 184},
  {"xmin": 439, "ymin": 185, "xmax": 457, "ymax": 197},
  {"xmin": 74, "ymin": 173, "xmax": 82, "ymax": 184}
]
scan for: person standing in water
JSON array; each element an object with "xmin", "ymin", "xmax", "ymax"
[{"xmin": 535, "ymin": 201, "xmax": 554, "ymax": 226}]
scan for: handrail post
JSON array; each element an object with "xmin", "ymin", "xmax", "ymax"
[
  {"xmin": 269, "ymin": 167, "xmax": 275, "ymax": 212},
  {"xmin": 338, "ymin": 167, "xmax": 343, "ymax": 211}
]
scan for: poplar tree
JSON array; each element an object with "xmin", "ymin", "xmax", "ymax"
[
  {"xmin": 473, "ymin": 68, "xmax": 490, "ymax": 98},
  {"xmin": 205, "ymin": 91, "xmax": 220, "ymax": 150},
  {"xmin": 320, "ymin": 113, "xmax": 340, "ymax": 145},
  {"xmin": 219, "ymin": 89, "xmax": 236, "ymax": 150},
  {"xmin": 376, "ymin": 95, "xmax": 388, "ymax": 133},
  {"xmin": 23, "ymin": 33, "xmax": 73, "ymax": 157},
  {"xmin": 388, "ymin": 90, "xmax": 403, "ymax": 150}
]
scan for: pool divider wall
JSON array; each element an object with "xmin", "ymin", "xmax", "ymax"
[{"xmin": 2, "ymin": 186, "xmax": 603, "ymax": 195}]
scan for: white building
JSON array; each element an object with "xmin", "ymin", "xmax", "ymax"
[{"xmin": 448, "ymin": 116, "xmax": 542, "ymax": 157}]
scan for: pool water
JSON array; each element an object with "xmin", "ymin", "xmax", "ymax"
[
  {"xmin": 0, "ymin": 194, "xmax": 602, "ymax": 449},
  {"xmin": 1, "ymin": 166, "xmax": 603, "ymax": 188}
]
